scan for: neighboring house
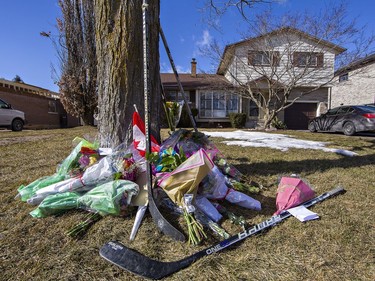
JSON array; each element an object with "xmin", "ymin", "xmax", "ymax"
[
  {"xmin": 0, "ymin": 78, "xmax": 80, "ymax": 129},
  {"xmin": 161, "ymin": 59, "xmax": 236, "ymax": 127},
  {"xmin": 217, "ymin": 27, "xmax": 346, "ymax": 129},
  {"xmin": 161, "ymin": 27, "xmax": 346, "ymax": 130},
  {"xmin": 330, "ymin": 53, "xmax": 375, "ymax": 108}
]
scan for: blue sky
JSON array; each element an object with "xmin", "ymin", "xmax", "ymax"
[{"xmin": 0, "ymin": 0, "xmax": 374, "ymax": 92}]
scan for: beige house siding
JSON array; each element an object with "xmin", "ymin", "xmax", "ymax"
[
  {"xmin": 331, "ymin": 63, "xmax": 375, "ymax": 108},
  {"xmin": 224, "ymin": 35, "xmax": 336, "ymax": 87}
]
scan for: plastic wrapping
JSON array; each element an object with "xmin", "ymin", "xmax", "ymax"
[
  {"xmin": 27, "ymin": 145, "xmax": 141, "ymax": 205},
  {"xmin": 195, "ymin": 195, "xmax": 222, "ymax": 222},
  {"xmin": 274, "ymin": 176, "xmax": 316, "ymax": 215},
  {"xmin": 199, "ymin": 166, "xmax": 261, "ymax": 211},
  {"xmin": 30, "ymin": 180, "xmax": 139, "ymax": 218},
  {"xmin": 17, "ymin": 137, "xmax": 99, "ymax": 201}
]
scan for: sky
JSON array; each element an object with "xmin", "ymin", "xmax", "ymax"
[{"xmin": 0, "ymin": 0, "xmax": 374, "ymax": 93}]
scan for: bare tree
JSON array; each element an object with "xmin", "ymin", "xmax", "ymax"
[
  {"xmin": 56, "ymin": 0, "xmax": 98, "ymax": 126},
  {"xmin": 207, "ymin": 3, "xmax": 374, "ymax": 128},
  {"xmin": 94, "ymin": 1, "xmax": 161, "ymax": 148}
]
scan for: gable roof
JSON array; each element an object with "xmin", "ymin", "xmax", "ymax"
[
  {"xmin": 217, "ymin": 26, "xmax": 347, "ymax": 75},
  {"xmin": 160, "ymin": 73, "xmax": 232, "ymax": 90},
  {"xmin": 335, "ymin": 52, "xmax": 375, "ymax": 76}
]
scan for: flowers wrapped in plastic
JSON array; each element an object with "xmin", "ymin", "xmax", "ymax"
[
  {"xmin": 165, "ymin": 101, "xmax": 184, "ymax": 131},
  {"xmin": 17, "ymin": 137, "xmax": 99, "ymax": 201},
  {"xmin": 274, "ymin": 175, "xmax": 316, "ymax": 215},
  {"xmin": 30, "ymin": 179, "xmax": 139, "ymax": 218},
  {"xmin": 27, "ymin": 145, "xmax": 143, "ymax": 205},
  {"xmin": 158, "ymin": 148, "xmax": 214, "ymax": 245},
  {"xmin": 198, "ymin": 166, "xmax": 262, "ymax": 212}
]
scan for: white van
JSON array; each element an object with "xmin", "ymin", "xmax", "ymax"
[{"xmin": 0, "ymin": 98, "xmax": 25, "ymax": 131}]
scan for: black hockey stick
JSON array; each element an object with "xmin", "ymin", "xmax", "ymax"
[
  {"xmin": 142, "ymin": 1, "xmax": 185, "ymax": 242},
  {"xmin": 100, "ymin": 187, "xmax": 345, "ymax": 280}
]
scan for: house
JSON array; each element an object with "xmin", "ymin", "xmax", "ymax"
[
  {"xmin": 161, "ymin": 59, "xmax": 236, "ymax": 127},
  {"xmin": 217, "ymin": 27, "xmax": 346, "ymax": 129},
  {"xmin": 0, "ymin": 78, "xmax": 80, "ymax": 129},
  {"xmin": 330, "ymin": 53, "xmax": 375, "ymax": 108},
  {"xmin": 161, "ymin": 27, "xmax": 346, "ymax": 130}
]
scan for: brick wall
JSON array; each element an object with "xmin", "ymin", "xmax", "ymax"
[{"xmin": 0, "ymin": 85, "xmax": 80, "ymax": 129}]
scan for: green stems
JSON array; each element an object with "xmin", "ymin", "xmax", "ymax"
[{"xmin": 183, "ymin": 209, "xmax": 207, "ymax": 245}]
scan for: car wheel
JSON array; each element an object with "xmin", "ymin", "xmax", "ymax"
[
  {"xmin": 308, "ymin": 122, "xmax": 317, "ymax": 132},
  {"xmin": 343, "ymin": 121, "xmax": 355, "ymax": 136},
  {"xmin": 11, "ymin": 119, "xmax": 23, "ymax": 131}
]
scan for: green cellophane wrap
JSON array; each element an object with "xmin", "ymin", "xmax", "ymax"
[
  {"xmin": 30, "ymin": 180, "xmax": 139, "ymax": 218},
  {"xmin": 18, "ymin": 137, "xmax": 99, "ymax": 201}
]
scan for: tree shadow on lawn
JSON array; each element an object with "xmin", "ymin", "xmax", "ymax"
[{"xmin": 236, "ymin": 153, "xmax": 375, "ymax": 177}]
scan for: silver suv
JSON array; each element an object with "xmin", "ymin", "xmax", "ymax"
[{"xmin": 0, "ymin": 98, "xmax": 25, "ymax": 131}]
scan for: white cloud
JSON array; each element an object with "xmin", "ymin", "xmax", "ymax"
[
  {"xmin": 160, "ymin": 62, "xmax": 189, "ymax": 74},
  {"xmin": 195, "ymin": 30, "xmax": 212, "ymax": 48}
]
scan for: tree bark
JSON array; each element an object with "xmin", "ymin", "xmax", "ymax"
[{"xmin": 94, "ymin": 0, "xmax": 160, "ymax": 148}]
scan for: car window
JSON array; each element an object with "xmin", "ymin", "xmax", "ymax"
[
  {"xmin": 0, "ymin": 99, "xmax": 8, "ymax": 109},
  {"xmin": 337, "ymin": 107, "xmax": 349, "ymax": 114},
  {"xmin": 325, "ymin": 108, "xmax": 339, "ymax": 115}
]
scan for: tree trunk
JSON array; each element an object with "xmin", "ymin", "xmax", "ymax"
[{"xmin": 94, "ymin": 0, "xmax": 161, "ymax": 148}]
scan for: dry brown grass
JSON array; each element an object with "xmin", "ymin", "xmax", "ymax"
[{"xmin": 1, "ymin": 127, "xmax": 374, "ymax": 281}]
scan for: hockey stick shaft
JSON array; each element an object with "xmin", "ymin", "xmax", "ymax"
[
  {"xmin": 159, "ymin": 25, "xmax": 198, "ymax": 132},
  {"xmin": 100, "ymin": 187, "xmax": 345, "ymax": 279},
  {"xmin": 142, "ymin": 1, "xmax": 185, "ymax": 242}
]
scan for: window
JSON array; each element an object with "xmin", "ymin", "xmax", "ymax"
[
  {"xmin": 339, "ymin": 73, "xmax": 348, "ymax": 82},
  {"xmin": 293, "ymin": 52, "xmax": 323, "ymax": 67},
  {"xmin": 248, "ymin": 51, "xmax": 280, "ymax": 66},
  {"xmin": 325, "ymin": 108, "xmax": 339, "ymax": 116},
  {"xmin": 249, "ymin": 99, "xmax": 259, "ymax": 117},
  {"xmin": 48, "ymin": 100, "xmax": 57, "ymax": 113},
  {"xmin": 165, "ymin": 91, "xmax": 190, "ymax": 102},
  {"xmin": 199, "ymin": 91, "xmax": 239, "ymax": 118}
]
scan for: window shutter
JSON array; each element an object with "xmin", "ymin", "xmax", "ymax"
[
  {"xmin": 317, "ymin": 53, "xmax": 324, "ymax": 67},
  {"xmin": 272, "ymin": 51, "xmax": 280, "ymax": 66},
  {"xmin": 292, "ymin": 52, "xmax": 300, "ymax": 66},
  {"xmin": 248, "ymin": 51, "xmax": 255, "ymax": 65}
]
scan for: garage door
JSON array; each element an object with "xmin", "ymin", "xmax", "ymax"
[{"xmin": 284, "ymin": 103, "xmax": 317, "ymax": 130}]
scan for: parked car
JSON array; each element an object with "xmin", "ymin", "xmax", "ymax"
[
  {"xmin": 308, "ymin": 105, "xmax": 375, "ymax": 136},
  {"xmin": 0, "ymin": 98, "xmax": 25, "ymax": 131}
]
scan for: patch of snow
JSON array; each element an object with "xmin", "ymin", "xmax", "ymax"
[{"xmin": 202, "ymin": 130, "xmax": 357, "ymax": 156}]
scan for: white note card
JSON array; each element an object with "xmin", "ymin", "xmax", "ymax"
[{"xmin": 287, "ymin": 205, "xmax": 319, "ymax": 222}]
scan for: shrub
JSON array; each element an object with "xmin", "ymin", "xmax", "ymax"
[
  {"xmin": 228, "ymin": 113, "xmax": 246, "ymax": 128},
  {"xmin": 271, "ymin": 117, "xmax": 287, "ymax": 129}
]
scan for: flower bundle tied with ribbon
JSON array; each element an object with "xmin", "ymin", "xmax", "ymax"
[{"xmin": 157, "ymin": 148, "xmax": 214, "ymax": 245}]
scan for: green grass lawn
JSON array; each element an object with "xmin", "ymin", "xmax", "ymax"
[{"xmin": 1, "ymin": 127, "xmax": 374, "ymax": 281}]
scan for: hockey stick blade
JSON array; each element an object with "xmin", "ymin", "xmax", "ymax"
[
  {"xmin": 148, "ymin": 186, "xmax": 185, "ymax": 241},
  {"xmin": 100, "ymin": 187, "xmax": 345, "ymax": 279}
]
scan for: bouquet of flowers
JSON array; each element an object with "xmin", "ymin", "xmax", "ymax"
[
  {"xmin": 158, "ymin": 148, "xmax": 214, "ymax": 245},
  {"xmin": 27, "ymin": 145, "xmax": 142, "ymax": 205},
  {"xmin": 165, "ymin": 101, "xmax": 184, "ymax": 131},
  {"xmin": 17, "ymin": 137, "xmax": 99, "ymax": 201},
  {"xmin": 30, "ymin": 179, "xmax": 139, "ymax": 218},
  {"xmin": 198, "ymin": 166, "xmax": 261, "ymax": 211}
]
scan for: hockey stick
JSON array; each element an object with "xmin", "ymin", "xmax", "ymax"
[
  {"xmin": 142, "ymin": 1, "xmax": 185, "ymax": 242},
  {"xmin": 100, "ymin": 186, "xmax": 345, "ymax": 280},
  {"xmin": 159, "ymin": 25, "xmax": 198, "ymax": 132}
]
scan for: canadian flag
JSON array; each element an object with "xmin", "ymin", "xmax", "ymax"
[{"xmin": 132, "ymin": 111, "xmax": 160, "ymax": 157}]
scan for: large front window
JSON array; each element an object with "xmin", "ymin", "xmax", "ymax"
[{"xmin": 199, "ymin": 91, "xmax": 239, "ymax": 118}]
